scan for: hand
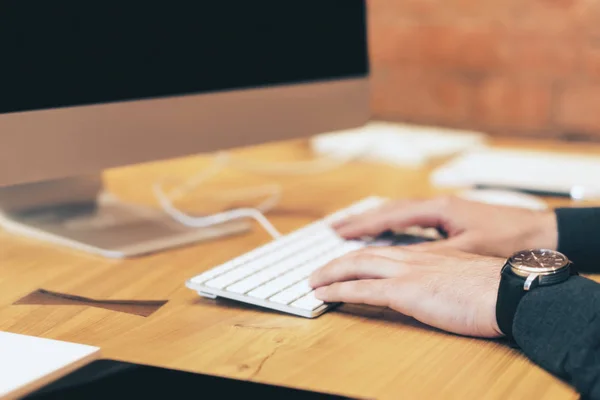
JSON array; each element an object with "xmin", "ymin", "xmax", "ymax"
[
  {"xmin": 310, "ymin": 246, "xmax": 504, "ymax": 338},
  {"xmin": 333, "ymin": 196, "xmax": 557, "ymax": 258}
]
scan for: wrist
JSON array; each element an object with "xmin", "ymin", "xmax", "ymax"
[
  {"xmin": 528, "ymin": 210, "xmax": 558, "ymax": 250},
  {"xmin": 489, "ymin": 296, "xmax": 504, "ymax": 337},
  {"xmin": 481, "ymin": 258, "xmax": 505, "ymax": 338}
]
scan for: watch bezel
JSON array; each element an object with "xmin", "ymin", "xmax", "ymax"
[{"xmin": 506, "ymin": 248, "xmax": 570, "ymax": 277}]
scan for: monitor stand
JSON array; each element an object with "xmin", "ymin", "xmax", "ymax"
[{"xmin": 0, "ymin": 175, "xmax": 251, "ymax": 258}]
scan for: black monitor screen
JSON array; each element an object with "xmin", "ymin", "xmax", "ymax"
[
  {"xmin": 24, "ymin": 359, "xmax": 361, "ymax": 399},
  {"xmin": 0, "ymin": 0, "xmax": 368, "ymax": 115}
]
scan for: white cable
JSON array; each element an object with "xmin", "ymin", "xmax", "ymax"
[
  {"xmin": 165, "ymin": 152, "xmax": 230, "ymax": 202},
  {"xmin": 153, "ymin": 136, "xmax": 371, "ymax": 238},
  {"xmin": 154, "ymin": 180, "xmax": 282, "ymax": 239},
  {"xmin": 212, "ymin": 183, "xmax": 282, "ymax": 213}
]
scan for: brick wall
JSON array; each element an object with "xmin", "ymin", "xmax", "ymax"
[{"xmin": 368, "ymin": 0, "xmax": 600, "ymax": 140}]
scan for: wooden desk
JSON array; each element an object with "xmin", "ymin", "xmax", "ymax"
[{"xmin": 0, "ymin": 137, "xmax": 595, "ymax": 400}]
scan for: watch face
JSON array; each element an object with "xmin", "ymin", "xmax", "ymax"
[{"xmin": 508, "ymin": 249, "xmax": 569, "ymax": 274}]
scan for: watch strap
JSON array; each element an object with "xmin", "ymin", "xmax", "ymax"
[{"xmin": 496, "ymin": 266, "xmax": 528, "ymax": 340}]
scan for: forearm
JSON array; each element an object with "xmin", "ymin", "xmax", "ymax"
[
  {"xmin": 555, "ymin": 207, "xmax": 600, "ymax": 273},
  {"xmin": 513, "ymin": 276, "xmax": 600, "ymax": 399}
]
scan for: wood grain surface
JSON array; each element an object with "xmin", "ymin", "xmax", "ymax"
[{"xmin": 1, "ymin": 135, "xmax": 596, "ymax": 399}]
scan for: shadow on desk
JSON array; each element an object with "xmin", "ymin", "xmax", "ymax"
[
  {"xmin": 337, "ymin": 304, "xmax": 515, "ymax": 347},
  {"xmin": 194, "ymin": 297, "xmax": 437, "ymax": 333},
  {"xmin": 194, "ymin": 297, "xmax": 514, "ymax": 349}
]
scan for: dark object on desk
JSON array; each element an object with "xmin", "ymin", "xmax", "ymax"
[
  {"xmin": 370, "ymin": 230, "xmax": 439, "ymax": 247},
  {"xmin": 23, "ymin": 359, "xmax": 363, "ymax": 400},
  {"xmin": 13, "ymin": 289, "xmax": 167, "ymax": 317},
  {"xmin": 474, "ymin": 184, "xmax": 571, "ymax": 198}
]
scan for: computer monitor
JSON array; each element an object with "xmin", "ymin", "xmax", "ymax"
[{"xmin": 0, "ymin": 1, "xmax": 369, "ymax": 258}]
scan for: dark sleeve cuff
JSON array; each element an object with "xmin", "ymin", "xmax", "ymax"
[
  {"xmin": 555, "ymin": 207, "xmax": 600, "ymax": 273},
  {"xmin": 513, "ymin": 276, "xmax": 600, "ymax": 399}
]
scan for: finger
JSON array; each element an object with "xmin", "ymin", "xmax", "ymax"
[
  {"xmin": 314, "ymin": 280, "xmax": 391, "ymax": 308},
  {"xmin": 309, "ymin": 251, "xmax": 406, "ymax": 289},
  {"xmin": 334, "ymin": 198, "xmax": 447, "ymax": 239}
]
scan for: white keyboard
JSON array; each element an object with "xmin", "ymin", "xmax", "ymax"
[{"xmin": 185, "ymin": 196, "xmax": 387, "ymax": 318}]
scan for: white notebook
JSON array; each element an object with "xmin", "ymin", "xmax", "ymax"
[
  {"xmin": 431, "ymin": 148, "xmax": 600, "ymax": 199},
  {"xmin": 0, "ymin": 331, "xmax": 100, "ymax": 399}
]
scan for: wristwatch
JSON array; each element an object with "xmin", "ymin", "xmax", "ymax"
[{"xmin": 496, "ymin": 249, "xmax": 577, "ymax": 340}]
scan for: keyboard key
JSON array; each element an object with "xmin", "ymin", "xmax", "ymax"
[
  {"xmin": 190, "ymin": 259, "xmax": 243, "ymax": 284},
  {"xmin": 246, "ymin": 284, "xmax": 282, "ymax": 300},
  {"xmin": 290, "ymin": 292, "xmax": 324, "ymax": 311},
  {"xmin": 224, "ymin": 263, "xmax": 291, "ymax": 294},
  {"xmin": 247, "ymin": 269, "xmax": 307, "ymax": 299},
  {"xmin": 269, "ymin": 280, "xmax": 313, "ymax": 305}
]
